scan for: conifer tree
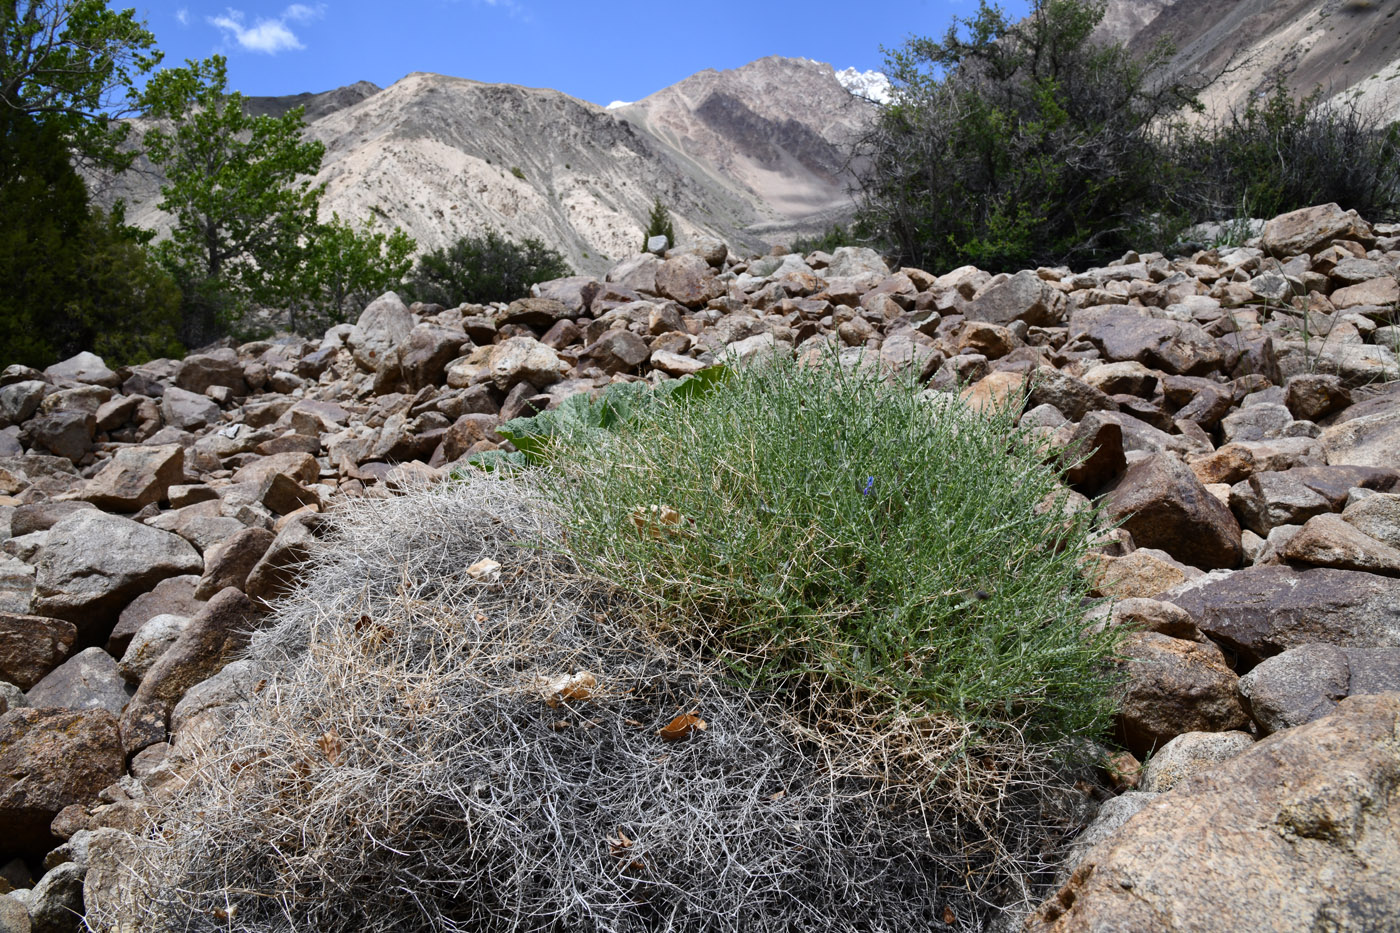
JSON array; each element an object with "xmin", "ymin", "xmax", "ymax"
[{"xmin": 642, "ymin": 197, "xmax": 676, "ymax": 250}]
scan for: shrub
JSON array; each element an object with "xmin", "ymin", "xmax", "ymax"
[
  {"xmin": 642, "ymin": 196, "xmax": 676, "ymax": 250},
  {"xmin": 405, "ymin": 229, "xmax": 570, "ymax": 306},
  {"xmin": 93, "ymin": 476, "xmax": 1078, "ymax": 932},
  {"xmin": 548, "ymin": 351, "xmax": 1120, "ymax": 750},
  {"xmin": 789, "ymin": 222, "xmax": 873, "ymax": 256},
  {"xmin": 855, "ymin": 0, "xmax": 1201, "ymax": 272},
  {"xmin": 0, "ymin": 108, "xmax": 182, "ymax": 367}
]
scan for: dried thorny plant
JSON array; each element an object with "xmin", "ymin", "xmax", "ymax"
[{"xmin": 89, "ymin": 475, "xmax": 1092, "ymax": 933}]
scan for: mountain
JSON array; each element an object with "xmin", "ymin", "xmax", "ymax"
[
  {"xmin": 98, "ymin": 57, "xmax": 878, "ymax": 275},
  {"xmin": 1113, "ymin": 0, "xmax": 1400, "ymax": 122}
]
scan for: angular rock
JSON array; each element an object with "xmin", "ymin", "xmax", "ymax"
[
  {"xmin": 1070, "ymin": 307, "xmax": 1224, "ymax": 376},
  {"xmin": 43, "ymin": 352, "xmax": 118, "ymax": 389},
  {"xmin": 158, "ymin": 386, "xmax": 219, "ymax": 432},
  {"xmin": 1284, "ymin": 373, "xmax": 1351, "ymax": 421},
  {"xmin": 394, "ymin": 323, "xmax": 466, "ymax": 392},
  {"xmin": 1026, "ymin": 367, "xmax": 1117, "ymax": 422},
  {"xmin": 24, "ymin": 411, "xmax": 94, "ymax": 462},
  {"xmin": 1168, "ymin": 564, "xmax": 1400, "ymax": 667},
  {"xmin": 1281, "ymin": 512, "xmax": 1400, "ymax": 575},
  {"xmin": 194, "ymin": 527, "xmax": 275, "ymax": 600},
  {"xmin": 1103, "ymin": 452, "xmax": 1242, "ymax": 570},
  {"xmin": 350, "ymin": 292, "xmax": 414, "ymax": 371},
  {"xmin": 488, "ymin": 337, "xmax": 566, "ymax": 392},
  {"xmin": 1115, "ymin": 631, "xmax": 1249, "ymax": 757},
  {"xmin": 0, "ymin": 614, "xmax": 74, "ymax": 691},
  {"xmin": 1342, "ymin": 492, "xmax": 1400, "ymax": 549},
  {"xmin": 1261, "ymin": 202, "xmax": 1371, "ymax": 257},
  {"xmin": 0, "ymin": 381, "xmax": 45, "ymax": 427},
  {"xmin": 1086, "ymin": 547, "xmax": 1198, "ymax": 599},
  {"xmin": 498, "ymin": 297, "xmax": 575, "ymax": 328},
  {"xmin": 119, "ymin": 588, "xmax": 261, "ymax": 757},
  {"xmin": 107, "ymin": 575, "xmax": 202, "ymax": 658},
  {"xmin": 175, "ymin": 348, "xmax": 247, "ymax": 397},
  {"xmin": 0, "ymin": 708, "xmax": 123, "ymax": 857},
  {"xmin": 965, "ymin": 269, "xmax": 1067, "ymax": 327},
  {"xmin": 1321, "ymin": 405, "xmax": 1400, "ymax": 469},
  {"xmin": 230, "ymin": 451, "xmax": 319, "ymax": 488},
  {"xmin": 73, "ymin": 445, "xmax": 183, "ymax": 512},
  {"xmin": 578, "ymin": 330, "xmax": 650, "ymax": 374},
  {"xmin": 116, "ymin": 614, "xmax": 191, "ymax": 685},
  {"xmin": 1026, "ymin": 694, "xmax": 1400, "ymax": 933},
  {"xmin": 654, "ymin": 253, "xmax": 725, "ymax": 308},
  {"xmin": 34, "ymin": 512, "xmax": 202, "ymax": 642},
  {"xmin": 25, "ymin": 648, "xmax": 131, "ymax": 716},
  {"xmin": 244, "ymin": 514, "xmax": 322, "ymax": 604}
]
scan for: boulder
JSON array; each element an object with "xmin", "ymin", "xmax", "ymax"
[
  {"xmin": 824, "ymin": 246, "xmax": 889, "ymax": 280},
  {"xmin": 350, "ymin": 292, "xmax": 414, "ymax": 371},
  {"xmin": 0, "ymin": 708, "xmax": 124, "ymax": 858},
  {"xmin": 0, "ymin": 381, "xmax": 45, "ymax": 427},
  {"xmin": 1239, "ymin": 643, "xmax": 1400, "ymax": 734},
  {"xmin": 1115, "ymin": 631, "xmax": 1249, "ymax": 757},
  {"xmin": 0, "ymin": 614, "xmax": 74, "ymax": 692},
  {"xmin": 1168, "ymin": 565, "xmax": 1400, "ymax": 667},
  {"xmin": 578, "ymin": 329, "xmax": 650, "ymax": 374},
  {"xmin": 1343, "ymin": 492, "xmax": 1400, "ymax": 549},
  {"xmin": 1026, "ymin": 368, "xmax": 1117, "ymax": 422},
  {"xmin": 1321, "ymin": 405, "xmax": 1400, "ymax": 469},
  {"xmin": 1070, "ymin": 307, "xmax": 1224, "ymax": 376},
  {"xmin": 1103, "ymin": 452, "xmax": 1242, "ymax": 570},
  {"xmin": 28, "ymin": 860, "xmax": 83, "ymax": 933},
  {"xmin": 1260, "ymin": 202, "xmax": 1371, "ymax": 257},
  {"xmin": 654, "ymin": 254, "xmax": 724, "ymax": 308},
  {"xmin": 498, "ymin": 297, "xmax": 576, "ymax": 328},
  {"xmin": 394, "ymin": 323, "xmax": 466, "ymax": 392},
  {"xmin": 1281, "ymin": 512, "xmax": 1400, "ymax": 575},
  {"xmin": 119, "ymin": 588, "xmax": 262, "ymax": 757},
  {"xmin": 73, "ymin": 445, "xmax": 183, "ymax": 512},
  {"xmin": 116, "ymin": 613, "xmax": 191, "ymax": 686},
  {"xmin": 965, "ymin": 270, "xmax": 1067, "ymax": 327},
  {"xmin": 43, "ymin": 352, "xmax": 118, "ymax": 389},
  {"xmin": 175, "ymin": 348, "xmax": 247, "ymax": 397},
  {"xmin": 195, "ymin": 527, "xmax": 275, "ymax": 599},
  {"xmin": 1284, "ymin": 373, "xmax": 1351, "ymax": 421},
  {"xmin": 1026, "ymin": 694, "xmax": 1400, "ymax": 933},
  {"xmin": 158, "ymin": 386, "xmax": 219, "ymax": 432},
  {"xmin": 25, "ymin": 648, "xmax": 131, "ymax": 716},
  {"xmin": 24, "ymin": 411, "xmax": 94, "ymax": 462},
  {"xmin": 33, "ymin": 512, "xmax": 202, "ymax": 642},
  {"xmin": 488, "ymin": 337, "xmax": 566, "ymax": 392},
  {"xmin": 106, "ymin": 575, "xmax": 202, "ymax": 657},
  {"xmin": 230, "ymin": 452, "xmax": 319, "ymax": 488},
  {"xmin": 244, "ymin": 514, "xmax": 322, "ymax": 604},
  {"xmin": 1138, "ymin": 730, "xmax": 1255, "ymax": 793}
]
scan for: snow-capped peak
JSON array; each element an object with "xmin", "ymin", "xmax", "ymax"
[
  {"xmin": 834, "ymin": 67, "xmax": 892, "ymax": 105},
  {"xmin": 605, "ymin": 100, "xmax": 632, "ymax": 110}
]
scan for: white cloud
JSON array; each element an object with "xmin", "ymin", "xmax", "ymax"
[
  {"xmin": 209, "ymin": 5, "xmax": 325, "ymax": 54},
  {"xmin": 175, "ymin": 7, "xmax": 190, "ymax": 25}
]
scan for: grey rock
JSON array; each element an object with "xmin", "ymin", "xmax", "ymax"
[
  {"xmin": 43, "ymin": 352, "xmax": 118, "ymax": 389},
  {"xmin": 26, "ymin": 648, "xmax": 132, "ymax": 716},
  {"xmin": 350, "ymin": 292, "xmax": 414, "ymax": 371},
  {"xmin": 158, "ymin": 386, "xmax": 220, "ymax": 432},
  {"xmin": 1343, "ymin": 492, "xmax": 1400, "ymax": 549},
  {"xmin": 34, "ymin": 511, "xmax": 202, "ymax": 642},
  {"xmin": 1139, "ymin": 730, "xmax": 1254, "ymax": 793},
  {"xmin": 116, "ymin": 614, "xmax": 191, "ymax": 685},
  {"xmin": 0, "ymin": 383, "xmax": 46, "ymax": 428},
  {"xmin": 966, "ymin": 270, "xmax": 1067, "ymax": 327},
  {"xmin": 27, "ymin": 862, "xmax": 81, "ymax": 933}
]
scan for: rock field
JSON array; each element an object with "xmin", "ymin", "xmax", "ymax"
[{"xmin": 1, "ymin": 200, "xmax": 1399, "ymax": 931}]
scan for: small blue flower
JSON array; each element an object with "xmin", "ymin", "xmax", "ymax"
[{"xmin": 861, "ymin": 476, "xmax": 875, "ymax": 496}]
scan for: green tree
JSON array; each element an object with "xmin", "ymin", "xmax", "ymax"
[
  {"xmin": 138, "ymin": 55, "xmax": 326, "ymax": 345},
  {"xmin": 281, "ymin": 213, "xmax": 417, "ymax": 333},
  {"xmin": 0, "ymin": 0, "xmax": 161, "ymax": 168},
  {"xmin": 642, "ymin": 196, "xmax": 675, "ymax": 251},
  {"xmin": 406, "ymin": 229, "xmax": 570, "ymax": 307},
  {"xmin": 856, "ymin": 0, "xmax": 1202, "ymax": 271},
  {"xmin": 0, "ymin": 106, "xmax": 180, "ymax": 367}
]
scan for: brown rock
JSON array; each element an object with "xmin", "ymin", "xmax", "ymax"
[
  {"xmin": 106, "ymin": 575, "xmax": 202, "ymax": 657},
  {"xmin": 1284, "ymin": 373, "xmax": 1351, "ymax": 422},
  {"xmin": 244, "ymin": 514, "xmax": 322, "ymax": 605},
  {"xmin": 1321, "ymin": 405, "xmax": 1400, "ymax": 469},
  {"xmin": 1026, "ymin": 694, "xmax": 1400, "ymax": 933},
  {"xmin": 0, "ymin": 707, "xmax": 124, "ymax": 857},
  {"xmin": 1168, "ymin": 564, "xmax": 1400, "ymax": 667},
  {"xmin": 1104, "ymin": 452, "xmax": 1243, "ymax": 570},
  {"xmin": 654, "ymin": 253, "xmax": 724, "ymax": 308},
  {"xmin": 1260, "ymin": 201, "xmax": 1372, "ymax": 257},
  {"xmin": 1282, "ymin": 513, "xmax": 1400, "ymax": 576},
  {"xmin": 1062, "ymin": 413, "xmax": 1126, "ymax": 493},
  {"xmin": 195, "ymin": 527, "xmax": 276, "ymax": 600},
  {"xmin": 230, "ymin": 451, "xmax": 319, "ymax": 488},
  {"xmin": 965, "ymin": 270, "xmax": 1067, "ymax": 327},
  {"xmin": 1330, "ymin": 275, "xmax": 1399, "ymax": 309},
  {"xmin": 498, "ymin": 297, "xmax": 575, "ymax": 328},
  {"xmin": 578, "ymin": 329, "xmax": 650, "ymax": 374},
  {"xmin": 1070, "ymin": 307, "xmax": 1224, "ymax": 376},
  {"xmin": 1115, "ymin": 631, "xmax": 1249, "ymax": 757},
  {"xmin": 488, "ymin": 336, "xmax": 567, "ymax": 392},
  {"xmin": 259, "ymin": 471, "xmax": 318, "ymax": 516},
  {"xmin": 0, "ymin": 613, "xmax": 75, "ymax": 691},
  {"xmin": 119, "ymin": 588, "xmax": 262, "ymax": 757},
  {"xmin": 1086, "ymin": 548, "xmax": 1197, "ymax": 599},
  {"xmin": 74, "ymin": 444, "xmax": 184, "ymax": 512}
]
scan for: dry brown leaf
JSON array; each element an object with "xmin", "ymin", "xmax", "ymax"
[
  {"xmin": 943, "ymin": 905, "xmax": 956, "ymax": 925},
  {"xmin": 657, "ymin": 711, "xmax": 707, "ymax": 742},
  {"xmin": 316, "ymin": 731, "xmax": 343, "ymax": 765},
  {"xmin": 542, "ymin": 671, "xmax": 598, "ymax": 708},
  {"xmin": 629, "ymin": 504, "xmax": 693, "ymax": 540},
  {"xmin": 466, "ymin": 558, "xmax": 502, "ymax": 582}
]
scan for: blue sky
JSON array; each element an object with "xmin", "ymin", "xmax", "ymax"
[{"xmin": 132, "ymin": 0, "xmax": 1031, "ymax": 106}]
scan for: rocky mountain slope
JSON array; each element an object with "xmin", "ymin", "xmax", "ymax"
[
  {"xmin": 102, "ymin": 57, "xmax": 877, "ymax": 276},
  {"xmin": 1119, "ymin": 0, "xmax": 1400, "ymax": 122},
  {"xmin": 2, "ymin": 200, "xmax": 1398, "ymax": 930}
]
